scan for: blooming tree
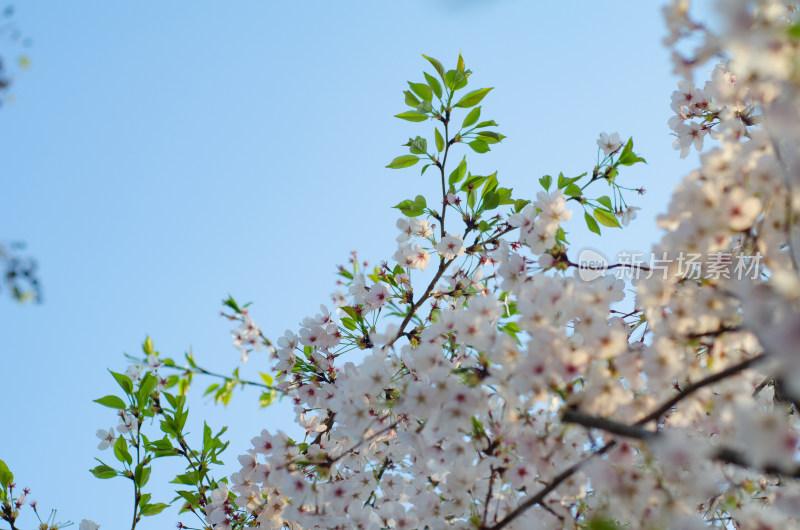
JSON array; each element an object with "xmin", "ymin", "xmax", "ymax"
[{"xmin": 4, "ymin": 0, "xmax": 800, "ymax": 529}]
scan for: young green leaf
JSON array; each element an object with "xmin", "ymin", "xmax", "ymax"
[
  {"xmin": 444, "ymin": 70, "xmax": 468, "ymax": 91},
  {"xmin": 477, "ymin": 131, "xmax": 504, "ymax": 143},
  {"xmin": 539, "ymin": 175, "xmax": 552, "ymax": 191},
  {"xmin": 395, "ymin": 111, "xmax": 427, "ymax": 122},
  {"xmin": 0, "ymin": 460, "xmax": 13, "ymax": 488},
  {"xmin": 618, "ymin": 137, "xmax": 646, "ymax": 165},
  {"xmin": 449, "ymin": 157, "xmax": 467, "ymax": 186},
  {"xmin": 585, "ymin": 211, "xmax": 601, "ymax": 235},
  {"xmin": 435, "ymin": 128, "xmax": 445, "ymax": 152},
  {"xmin": 424, "ymin": 72, "xmax": 442, "ymax": 99},
  {"xmin": 409, "ymin": 136, "xmax": 427, "ymax": 155},
  {"xmin": 594, "ymin": 207, "xmax": 622, "ymax": 228},
  {"xmin": 462, "ymin": 107, "xmax": 481, "ymax": 128},
  {"xmin": 596, "ymin": 196, "xmax": 613, "ymax": 210},
  {"xmin": 403, "ymin": 90, "xmax": 420, "ymax": 107},
  {"xmin": 421, "ymin": 54, "xmax": 446, "ymax": 80},
  {"xmin": 482, "ymin": 190, "xmax": 500, "ymax": 211},
  {"xmin": 454, "ymin": 88, "xmax": 493, "ymax": 108},
  {"xmin": 564, "ymin": 183, "xmax": 582, "ymax": 197},
  {"xmin": 90, "ymin": 464, "xmax": 117, "ymax": 479},
  {"xmin": 408, "ymin": 82, "xmax": 432, "ymax": 102},
  {"xmin": 109, "ymin": 370, "xmax": 134, "ymax": 394},
  {"xmin": 386, "ymin": 155, "xmax": 420, "ymax": 169},
  {"xmin": 468, "ymin": 139, "xmax": 490, "ymax": 153},
  {"xmin": 259, "ymin": 390, "xmax": 277, "ymax": 408},
  {"xmin": 140, "ymin": 503, "xmax": 170, "ymax": 517},
  {"xmin": 94, "ymin": 395, "xmax": 127, "ymax": 410},
  {"xmin": 114, "ymin": 436, "xmax": 132, "ymax": 466}
]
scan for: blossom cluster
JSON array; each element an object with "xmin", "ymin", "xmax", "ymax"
[
  {"xmin": 202, "ymin": 2, "xmax": 800, "ymax": 528},
  {"xmin": 80, "ymin": 2, "xmax": 800, "ymax": 528}
]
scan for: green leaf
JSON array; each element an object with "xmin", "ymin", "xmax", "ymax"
[
  {"xmin": 140, "ymin": 503, "xmax": 170, "ymax": 517},
  {"xmin": 109, "ymin": 371, "xmax": 134, "ymax": 395},
  {"xmin": 462, "ymin": 107, "xmax": 481, "ymax": 128},
  {"xmin": 619, "ymin": 151, "xmax": 646, "ymax": 166},
  {"xmin": 482, "ymin": 190, "xmax": 500, "ymax": 211},
  {"xmin": 94, "ymin": 395, "xmax": 127, "ymax": 409},
  {"xmin": 171, "ymin": 471, "xmax": 199, "ymax": 486},
  {"xmin": 394, "ymin": 111, "xmax": 427, "ymax": 122},
  {"xmin": 421, "ymin": 54, "xmax": 446, "ymax": 80},
  {"xmin": 341, "ymin": 317, "xmax": 357, "ymax": 330},
  {"xmin": 556, "ymin": 226, "xmax": 569, "ymax": 244},
  {"xmin": 481, "ymin": 172, "xmax": 498, "ymax": 198},
  {"xmin": 468, "ymin": 140, "xmax": 490, "ymax": 153},
  {"xmin": 146, "ymin": 437, "xmax": 174, "ymax": 453},
  {"xmin": 563, "ymin": 183, "xmax": 582, "ymax": 197},
  {"xmin": 496, "ymin": 187, "xmax": 513, "ymax": 204},
  {"xmin": 408, "ymin": 82, "xmax": 432, "ymax": 102},
  {"xmin": 259, "ymin": 390, "xmax": 277, "ymax": 408},
  {"xmin": 138, "ymin": 372, "xmax": 158, "ymax": 404},
  {"xmin": 386, "ymin": 155, "xmax": 419, "ymax": 169},
  {"xmin": 539, "ymin": 175, "xmax": 552, "ymax": 191},
  {"xmin": 409, "ymin": 136, "xmax": 427, "ymax": 155},
  {"xmin": 222, "ymin": 295, "xmax": 241, "ymax": 313},
  {"xmin": 114, "ymin": 436, "xmax": 132, "ymax": 466},
  {"xmin": 403, "ymin": 90, "xmax": 420, "ymax": 107},
  {"xmin": 134, "ymin": 463, "xmax": 151, "ymax": 488},
  {"xmin": 584, "ymin": 211, "xmax": 601, "ymax": 235},
  {"xmin": 475, "ymin": 120, "xmax": 498, "ymax": 128},
  {"xmin": 596, "ymin": 196, "xmax": 613, "ymax": 210},
  {"xmin": 424, "ymin": 72, "xmax": 442, "ymax": 99},
  {"xmin": 392, "ymin": 196, "xmax": 426, "ymax": 217},
  {"xmin": 448, "ymin": 157, "xmax": 467, "ymax": 186},
  {"xmin": 461, "ymin": 175, "xmax": 487, "ymax": 193},
  {"xmin": 416, "ymin": 101, "xmax": 433, "ymax": 113},
  {"xmin": 444, "ymin": 70, "xmax": 468, "ymax": 91},
  {"xmin": 176, "ymin": 490, "xmax": 198, "ymax": 506},
  {"xmin": 477, "ymin": 131, "xmax": 504, "ymax": 143},
  {"xmin": 594, "ymin": 208, "xmax": 622, "ymax": 228},
  {"xmin": 618, "ymin": 137, "xmax": 646, "ymax": 166},
  {"xmin": 457, "ymin": 52, "xmax": 466, "ymax": 72},
  {"xmin": 260, "ymin": 373, "xmax": 273, "ymax": 387},
  {"xmin": 90, "ymin": 464, "xmax": 117, "ymax": 479},
  {"xmin": 142, "ymin": 336, "xmax": 154, "ymax": 355},
  {"xmin": 514, "ymin": 199, "xmax": 530, "ymax": 212},
  {"xmin": 434, "ymin": 128, "xmax": 445, "ymax": 152},
  {"xmin": 454, "ymin": 88, "xmax": 493, "ymax": 108},
  {"xmin": 0, "ymin": 460, "xmax": 13, "ymax": 488}
]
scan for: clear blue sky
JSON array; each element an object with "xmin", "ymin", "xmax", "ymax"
[{"xmin": 1, "ymin": 1, "xmax": 711, "ymax": 527}]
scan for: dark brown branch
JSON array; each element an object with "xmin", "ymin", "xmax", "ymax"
[
  {"xmin": 636, "ymin": 352, "xmax": 767, "ymax": 426},
  {"xmin": 484, "ymin": 442, "xmax": 616, "ymax": 530},
  {"xmin": 563, "ymin": 409, "xmax": 656, "ymax": 440},
  {"xmin": 491, "ymin": 353, "xmax": 769, "ymax": 530},
  {"xmin": 565, "ymin": 409, "xmax": 800, "ymax": 479}
]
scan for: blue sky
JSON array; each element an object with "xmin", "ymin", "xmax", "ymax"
[{"xmin": 1, "ymin": 1, "xmax": 711, "ymax": 527}]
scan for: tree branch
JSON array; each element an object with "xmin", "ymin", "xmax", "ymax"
[
  {"xmin": 483, "ymin": 443, "xmax": 615, "ymax": 530},
  {"xmin": 565, "ymin": 408, "xmax": 800, "ymax": 479},
  {"xmin": 636, "ymin": 352, "xmax": 766, "ymax": 426}
]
